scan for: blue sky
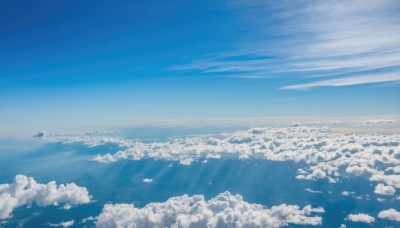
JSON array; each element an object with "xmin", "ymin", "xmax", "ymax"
[{"xmin": 1, "ymin": 0, "xmax": 399, "ymax": 131}]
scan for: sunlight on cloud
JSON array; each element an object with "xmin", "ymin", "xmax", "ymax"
[
  {"xmin": 45, "ymin": 125, "xmax": 400, "ymax": 201},
  {"xmin": 346, "ymin": 213, "xmax": 375, "ymax": 223},
  {"xmin": 0, "ymin": 175, "xmax": 92, "ymax": 220},
  {"xmin": 378, "ymin": 208, "xmax": 400, "ymax": 222},
  {"xmin": 96, "ymin": 191, "xmax": 324, "ymax": 228}
]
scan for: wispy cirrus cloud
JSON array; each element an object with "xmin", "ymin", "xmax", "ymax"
[
  {"xmin": 281, "ymin": 72, "xmax": 400, "ymax": 90},
  {"xmin": 171, "ymin": 0, "xmax": 400, "ymax": 89}
]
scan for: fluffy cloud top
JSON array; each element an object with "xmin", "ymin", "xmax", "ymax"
[
  {"xmin": 378, "ymin": 208, "xmax": 400, "ymax": 222},
  {"xmin": 374, "ymin": 183, "xmax": 396, "ymax": 196},
  {"xmin": 50, "ymin": 126, "xmax": 400, "ymax": 198},
  {"xmin": 347, "ymin": 213, "xmax": 375, "ymax": 223},
  {"xmin": 96, "ymin": 192, "xmax": 324, "ymax": 228},
  {"xmin": 0, "ymin": 175, "xmax": 92, "ymax": 219}
]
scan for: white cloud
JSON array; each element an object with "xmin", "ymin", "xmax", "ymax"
[
  {"xmin": 82, "ymin": 216, "xmax": 95, "ymax": 224},
  {"xmin": 46, "ymin": 126, "xmax": 400, "ymax": 200},
  {"xmin": 85, "ymin": 130, "xmax": 119, "ymax": 135},
  {"xmin": 365, "ymin": 119, "xmax": 396, "ymax": 125},
  {"xmin": 280, "ymin": 73, "xmax": 400, "ymax": 90},
  {"xmin": 49, "ymin": 220, "xmax": 75, "ymax": 227},
  {"xmin": 96, "ymin": 192, "xmax": 324, "ymax": 228},
  {"xmin": 172, "ymin": 0, "xmax": 400, "ymax": 90},
  {"xmin": 142, "ymin": 179, "xmax": 153, "ymax": 183},
  {"xmin": 305, "ymin": 188, "xmax": 323, "ymax": 194},
  {"xmin": 377, "ymin": 198, "xmax": 386, "ymax": 202},
  {"xmin": 347, "ymin": 213, "xmax": 375, "ymax": 223},
  {"xmin": 370, "ymin": 174, "xmax": 400, "ymax": 188},
  {"xmin": 341, "ymin": 191, "xmax": 355, "ymax": 197},
  {"xmin": 374, "ymin": 183, "xmax": 396, "ymax": 196},
  {"xmin": 0, "ymin": 175, "xmax": 92, "ymax": 220},
  {"xmin": 378, "ymin": 208, "xmax": 400, "ymax": 222}
]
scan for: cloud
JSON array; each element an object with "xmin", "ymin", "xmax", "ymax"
[
  {"xmin": 85, "ymin": 130, "xmax": 119, "ymax": 135},
  {"xmin": 81, "ymin": 216, "xmax": 95, "ymax": 224},
  {"xmin": 347, "ymin": 213, "xmax": 375, "ymax": 223},
  {"xmin": 280, "ymin": 73, "xmax": 400, "ymax": 90},
  {"xmin": 374, "ymin": 183, "xmax": 396, "ymax": 196},
  {"xmin": 0, "ymin": 175, "xmax": 92, "ymax": 220},
  {"xmin": 378, "ymin": 208, "xmax": 400, "ymax": 222},
  {"xmin": 33, "ymin": 131, "xmax": 47, "ymax": 139},
  {"xmin": 49, "ymin": 220, "xmax": 74, "ymax": 228},
  {"xmin": 47, "ymin": 125, "xmax": 400, "ymax": 200},
  {"xmin": 33, "ymin": 129, "xmax": 117, "ymax": 139},
  {"xmin": 171, "ymin": 0, "xmax": 400, "ymax": 90},
  {"xmin": 364, "ymin": 119, "xmax": 396, "ymax": 125},
  {"xmin": 142, "ymin": 179, "xmax": 153, "ymax": 183},
  {"xmin": 341, "ymin": 191, "xmax": 355, "ymax": 197},
  {"xmin": 96, "ymin": 191, "xmax": 324, "ymax": 228},
  {"xmin": 369, "ymin": 174, "xmax": 400, "ymax": 188},
  {"xmin": 305, "ymin": 188, "xmax": 323, "ymax": 194}
]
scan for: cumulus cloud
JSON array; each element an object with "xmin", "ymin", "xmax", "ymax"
[
  {"xmin": 44, "ymin": 126, "xmax": 400, "ymax": 200},
  {"xmin": 82, "ymin": 216, "xmax": 95, "ymax": 224},
  {"xmin": 374, "ymin": 183, "xmax": 396, "ymax": 196},
  {"xmin": 0, "ymin": 175, "xmax": 92, "ymax": 220},
  {"xmin": 378, "ymin": 198, "xmax": 387, "ymax": 202},
  {"xmin": 341, "ymin": 191, "xmax": 355, "ymax": 196},
  {"xmin": 49, "ymin": 220, "xmax": 74, "ymax": 227},
  {"xmin": 347, "ymin": 213, "xmax": 375, "ymax": 223},
  {"xmin": 142, "ymin": 179, "xmax": 153, "ymax": 183},
  {"xmin": 378, "ymin": 208, "xmax": 400, "ymax": 222},
  {"xmin": 96, "ymin": 192, "xmax": 324, "ymax": 228}
]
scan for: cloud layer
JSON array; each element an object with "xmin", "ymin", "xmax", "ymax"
[
  {"xmin": 0, "ymin": 175, "xmax": 92, "ymax": 219},
  {"xmin": 46, "ymin": 126, "xmax": 400, "ymax": 200},
  {"xmin": 96, "ymin": 191, "xmax": 324, "ymax": 228}
]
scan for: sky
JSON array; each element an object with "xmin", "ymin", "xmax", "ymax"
[{"xmin": 1, "ymin": 0, "xmax": 399, "ymax": 131}]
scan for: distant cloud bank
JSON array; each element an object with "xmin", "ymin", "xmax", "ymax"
[{"xmin": 42, "ymin": 125, "xmax": 400, "ymax": 201}]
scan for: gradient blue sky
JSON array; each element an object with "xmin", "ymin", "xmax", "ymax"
[{"xmin": 1, "ymin": 0, "xmax": 399, "ymax": 131}]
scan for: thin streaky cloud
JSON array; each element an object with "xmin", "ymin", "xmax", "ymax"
[
  {"xmin": 281, "ymin": 73, "xmax": 400, "ymax": 90},
  {"xmin": 171, "ymin": 0, "xmax": 400, "ymax": 89}
]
